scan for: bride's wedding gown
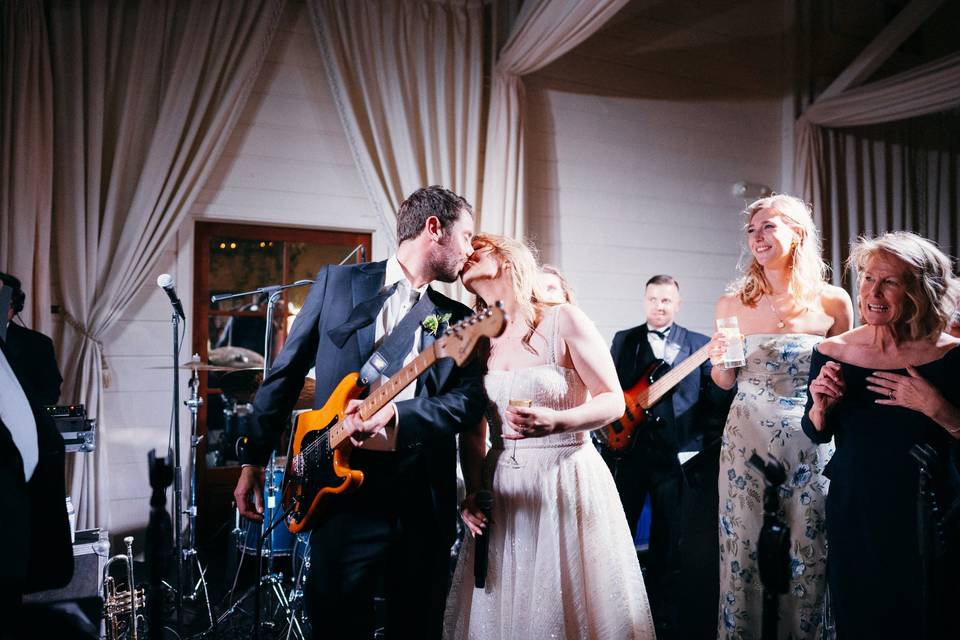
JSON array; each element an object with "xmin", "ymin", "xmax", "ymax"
[{"xmin": 443, "ymin": 307, "xmax": 656, "ymax": 640}]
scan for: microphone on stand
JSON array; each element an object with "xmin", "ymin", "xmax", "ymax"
[
  {"xmin": 473, "ymin": 490, "xmax": 493, "ymax": 588},
  {"xmin": 157, "ymin": 274, "xmax": 186, "ymax": 320}
]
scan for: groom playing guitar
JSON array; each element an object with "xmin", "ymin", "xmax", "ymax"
[
  {"xmin": 602, "ymin": 274, "xmax": 731, "ymax": 639},
  {"xmin": 234, "ymin": 186, "xmax": 486, "ymax": 640}
]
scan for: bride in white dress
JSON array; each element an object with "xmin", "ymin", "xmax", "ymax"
[{"xmin": 443, "ymin": 233, "xmax": 656, "ymax": 640}]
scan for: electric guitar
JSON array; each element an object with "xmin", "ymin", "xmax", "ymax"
[
  {"xmin": 596, "ymin": 343, "xmax": 711, "ymax": 457},
  {"xmin": 280, "ymin": 304, "xmax": 507, "ymax": 533}
]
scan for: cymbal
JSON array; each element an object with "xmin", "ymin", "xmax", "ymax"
[
  {"xmin": 147, "ymin": 361, "xmax": 258, "ymax": 372},
  {"xmin": 209, "ymin": 345, "xmax": 264, "ymax": 368},
  {"xmin": 219, "ymin": 369, "xmax": 315, "ymax": 410}
]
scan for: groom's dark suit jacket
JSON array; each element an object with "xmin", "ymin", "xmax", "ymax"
[{"xmin": 242, "ymin": 260, "xmax": 486, "ymax": 545}]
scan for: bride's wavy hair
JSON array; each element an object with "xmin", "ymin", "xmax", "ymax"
[
  {"xmin": 471, "ymin": 233, "xmax": 556, "ymax": 351},
  {"xmin": 729, "ymin": 194, "xmax": 828, "ymax": 308}
]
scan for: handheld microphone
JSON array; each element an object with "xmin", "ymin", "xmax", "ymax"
[
  {"xmin": 157, "ymin": 274, "xmax": 186, "ymax": 320},
  {"xmin": 473, "ymin": 490, "xmax": 493, "ymax": 588}
]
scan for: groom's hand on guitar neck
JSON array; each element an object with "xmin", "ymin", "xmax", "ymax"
[{"xmin": 343, "ymin": 398, "xmax": 397, "ymax": 447}]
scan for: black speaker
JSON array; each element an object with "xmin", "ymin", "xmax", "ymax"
[{"xmin": 23, "ymin": 529, "xmax": 105, "ymax": 631}]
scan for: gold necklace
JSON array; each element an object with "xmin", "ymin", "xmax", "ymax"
[{"xmin": 766, "ymin": 293, "xmax": 787, "ymax": 329}]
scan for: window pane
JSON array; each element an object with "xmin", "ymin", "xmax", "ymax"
[{"xmin": 209, "ymin": 237, "xmax": 284, "ymax": 311}]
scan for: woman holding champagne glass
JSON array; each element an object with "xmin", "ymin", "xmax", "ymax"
[
  {"xmin": 444, "ymin": 233, "xmax": 655, "ymax": 639},
  {"xmin": 707, "ymin": 195, "xmax": 853, "ymax": 639}
]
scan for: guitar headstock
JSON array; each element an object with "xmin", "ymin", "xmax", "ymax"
[{"xmin": 433, "ymin": 302, "xmax": 507, "ymax": 366}]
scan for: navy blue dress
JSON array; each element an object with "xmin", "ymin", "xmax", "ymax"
[{"xmin": 801, "ymin": 346, "xmax": 960, "ymax": 639}]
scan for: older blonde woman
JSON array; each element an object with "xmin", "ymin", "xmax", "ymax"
[
  {"xmin": 443, "ymin": 233, "xmax": 654, "ymax": 640},
  {"xmin": 707, "ymin": 195, "xmax": 853, "ymax": 639},
  {"xmin": 802, "ymin": 231, "xmax": 960, "ymax": 639}
]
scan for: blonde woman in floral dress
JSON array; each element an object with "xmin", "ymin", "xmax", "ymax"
[{"xmin": 707, "ymin": 195, "xmax": 853, "ymax": 639}]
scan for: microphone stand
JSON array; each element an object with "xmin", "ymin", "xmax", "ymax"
[{"xmin": 170, "ymin": 309, "xmax": 185, "ymax": 633}]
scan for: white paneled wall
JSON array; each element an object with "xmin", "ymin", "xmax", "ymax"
[
  {"xmin": 96, "ymin": 0, "xmax": 791, "ymax": 534},
  {"xmin": 99, "ymin": 0, "xmax": 377, "ymax": 535},
  {"xmin": 526, "ymin": 0, "xmax": 787, "ymax": 339}
]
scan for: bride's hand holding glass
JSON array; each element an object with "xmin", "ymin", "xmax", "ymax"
[{"xmin": 503, "ymin": 405, "xmax": 562, "ymax": 439}]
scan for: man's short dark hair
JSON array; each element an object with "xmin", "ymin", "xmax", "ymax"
[
  {"xmin": 396, "ymin": 186, "xmax": 472, "ymax": 244},
  {"xmin": 646, "ymin": 274, "xmax": 679, "ymax": 291}
]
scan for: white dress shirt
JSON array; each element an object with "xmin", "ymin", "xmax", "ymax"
[
  {"xmin": 0, "ymin": 348, "xmax": 38, "ymax": 481},
  {"xmin": 646, "ymin": 324, "xmax": 680, "ymax": 365},
  {"xmin": 362, "ymin": 256, "xmax": 430, "ymax": 450}
]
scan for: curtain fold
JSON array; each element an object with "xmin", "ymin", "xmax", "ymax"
[
  {"xmin": 479, "ymin": 0, "xmax": 629, "ymax": 237},
  {"xmin": 794, "ymin": 52, "xmax": 960, "ymax": 292},
  {"xmin": 47, "ymin": 0, "xmax": 285, "ymax": 529},
  {"xmin": 1, "ymin": 0, "xmax": 53, "ymax": 334},
  {"xmin": 308, "ymin": 0, "xmax": 486, "ymax": 251}
]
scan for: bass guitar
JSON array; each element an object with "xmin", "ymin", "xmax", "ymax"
[
  {"xmin": 596, "ymin": 343, "xmax": 711, "ymax": 457},
  {"xmin": 280, "ymin": 303, "xmax": 506, "ymax": 533}
]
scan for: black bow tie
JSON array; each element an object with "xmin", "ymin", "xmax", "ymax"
[{"xmin": 649, "ymin": 327, "xmax": 670, "ymax": 339}]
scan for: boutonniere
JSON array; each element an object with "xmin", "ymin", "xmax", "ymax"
[{"xmin": 422, "ymin": 312, "xmax": 452, "ymax": 336}]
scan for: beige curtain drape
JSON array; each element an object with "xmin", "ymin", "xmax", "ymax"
[
  {"xmin": 479, "ymin": 0, "xmax": 629, "ymax": 237},
  {"xmin": 308, "ymin": 0, "xmax": 486, "ymax": 249},
  {"xmin": 45, "ymin": 0, "xmax": 285, "ymax": 528},
  {"xmin": 1, "ymin": 1, "xmax": 53, "ymax": 334},
  {"xmin": 794, "ymin": 52, "xmax": 960, "ymax": 286}
]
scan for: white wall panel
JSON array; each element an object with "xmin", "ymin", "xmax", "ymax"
[{"xmin": 526, "ymin": 0, "xmax": 785, "ymax": 338}]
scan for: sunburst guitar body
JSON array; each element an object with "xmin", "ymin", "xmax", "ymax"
[
  {"xmin": 280, "ymin": 303, "xmax": 507, "ymax": 533},
  {"xmin": 596, "ymin": 343, "xmax": 710, "ymax": 457}
]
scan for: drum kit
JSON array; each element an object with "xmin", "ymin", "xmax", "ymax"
[{"xmin": 151, "ymin": 347, "xmax": 313, "ymax": 639}]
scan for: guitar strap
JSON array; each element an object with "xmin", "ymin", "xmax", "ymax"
[{"xmin": 358, "ymin": 290, "xmax": 437, "ymax": 386}]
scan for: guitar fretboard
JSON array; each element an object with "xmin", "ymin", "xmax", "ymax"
[
  {"xmin": 636, "ymin": 343, "xmax": 711, "ymax": 408},
  {"xmin": 328, "ymin": 348, "xmax": 439, "ymax": 448}
]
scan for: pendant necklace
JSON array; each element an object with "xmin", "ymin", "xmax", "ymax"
[{"xmin": 766, "ymin": 293, "xmax": 787, "ymax": 329}]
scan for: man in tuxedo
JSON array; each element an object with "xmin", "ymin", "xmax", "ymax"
[
  {"xmin": 0, "ymin": 272, "xmax": 63, "ymax": 406},
  {"xmin": 604, "ymin": 274, "xmax": 730, "ymax": 639},
  {"xmin": 234, "ymin": 186, "xmax": 486, "ymax": 639},
  {"xmin": 0, "ymin": 330, "xmax": 73, "ymax": 637}
]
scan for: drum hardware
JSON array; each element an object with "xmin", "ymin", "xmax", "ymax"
[
  {"xmin": 103, "ymin": 536, "xmax": 146, "ymax": 640},
  {"xmin": 182, "ymin": 365, "xmax": 214, "ymax": 630},
  {"xmin": 207, "ymin": 457, "xmax": 310, "ymax": 639}
]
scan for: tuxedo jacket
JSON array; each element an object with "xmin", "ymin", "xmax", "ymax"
[
  {"xmin": 4, "ymin": 322, "xmax": 63, "ymax": 407},
  {"xmin": 610, "ymin": 323, "xmax": 729, "ymax": 479},
  {"xmin": 0, "ymin": 340, "xmax": 73, "ymax": 594},
  {"xmin": 244, "ymin": 260, "xmax": 486, "ymax": 545}
]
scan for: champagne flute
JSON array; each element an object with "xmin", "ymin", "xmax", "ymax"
[{"xmin": 505, "ymin": 373, "xmax": 533, "ymax": 468}]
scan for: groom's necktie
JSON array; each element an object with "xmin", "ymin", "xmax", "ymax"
[
  {"xmin": 327, "ymin": 282, "xmax": 399, "ymax": 348},
  {"xmin": 361, "ymin": 289, "xmax": 434, "ymax": 384}
]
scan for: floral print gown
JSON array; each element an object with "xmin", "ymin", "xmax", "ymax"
[{"xmin": 717, "ymin": 334, "xmax": 833, "ymax": 639}]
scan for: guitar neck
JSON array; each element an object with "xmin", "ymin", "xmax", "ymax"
[
  {"xmin": 639, "ymin": 343, "xmax": 711, "ymax": 408},
  {"xmin": 328, "ymin": 348, "xmax": 439, "ymax": 448}
]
